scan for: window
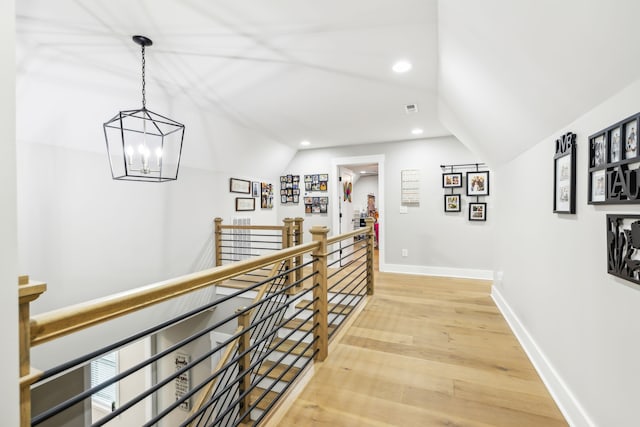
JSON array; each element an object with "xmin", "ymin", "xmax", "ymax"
[{"xmin": 90, "ymin": 352, "xmax": 118, "ymax": 410}]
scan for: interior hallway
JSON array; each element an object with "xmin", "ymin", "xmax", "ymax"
[{"xmin": 278, "ymin": 263, "xmax": 567, "ymax": 426}]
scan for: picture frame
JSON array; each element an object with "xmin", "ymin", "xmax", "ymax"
[
  {"xmin": 468, "ymin": 202, "xmax": 487, "ymax": 221},
  {"xmin": 252, "ymin": 181, "xmax": 260, "ymax": 197},
  {"xmin": 625, "ymin": 119, "xmax": 638, "ymax": 160},
  {"xmin": 590, "ymin": 134, "xmax": 606, "ymax": 168},
  {"xmin": 235, "ymin": 197, "xmax": 255, "ymax": 211},
  {"xmin": 590, "ymin": 169, "xmax": 606, "ymax": 202},
  {"xmin": 610, "ymin": 127, "xmax": 621, "ymax": 163},
  {"xmin": 444, "ymin": 194, "xmax": 461, "ymax": 212},
  {"xmin": 442, "ymin": 172, "xmax": 462, "ymax": 188},
  {"xmin": 466, "ymin": 171, "xmax": 490, "ymax": 196},
  {"xmin": 230, "ymin": 178, "xmax": 251, "ymax": 194},
  {"xmin": 553, "ymin": 132, "xmax": 576, "ymax": 214}
]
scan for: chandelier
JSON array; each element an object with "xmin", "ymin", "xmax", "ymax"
[{"xmin": 104, "ymin": 35, "xmax": 185, "ymax": 182}]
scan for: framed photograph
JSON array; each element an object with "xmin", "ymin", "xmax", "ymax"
[
  {"xmin": 468, "ymin": 202, "xmax": 487, "ymax": 221},
  {"xmin": 442, "ymin": 172, "xmax": 462, "ymax": 188},
  {"xmin": 444, "ymin": 194, "xmax": 461, "ymax": 212},
  {"xmin": 610, "ymin": 127, "xmax": 621, "ymax": 163},
  {"xmin": 230, "ymin": 178, "xmax": 251, "ymax": 194},
  {"xmin": 252, "ymin": 181, "xmax": 260, "ymax": 197},
  {"xmin": 235, "ymin": 197, "xmax": 255, "ymax": 211},
  {"xmin": 590, "ymin": 134, "xmax": 605, "ymax": 167},
  {"xmin": 466, "ymin": 171, "xmax": 490, "ymax": 196},
  {"xmin": 591, "ymin": 169, "xmax": 606, "ymax": 202},
  {"xmin": 625, "ymin": 120, "xmax": 638, "ymax": 160},
  {"xmin": 553, "ymin": 132, "xmax": 576, "ymax": 214}
]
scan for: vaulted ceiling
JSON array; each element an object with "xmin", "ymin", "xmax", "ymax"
[{"xmin": 16, "ymin": 0, "xmax": 640, "ymax": 167}]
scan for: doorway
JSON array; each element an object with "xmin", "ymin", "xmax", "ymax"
[{"xmin": 331, "ymin": 155, "xmax": 385, "ymax": 270}]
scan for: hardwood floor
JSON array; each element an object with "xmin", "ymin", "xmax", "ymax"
[{"xmin": 277, "ymin": 264, "xmax": 567, "ymax": 426}]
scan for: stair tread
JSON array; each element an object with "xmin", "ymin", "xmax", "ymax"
[
  {"xmin": 250, "ymin": 388, "xmax": 279, "ymax": 411},
  {"xmin": 256, "ymin": 360, "xmax": 300, "ymax": 382},
  {"xmin": 295, "ymin": 299, "xmax": 353, "ymax": 314},
  {"xmin": 268, "ymin": 338, "xmax": 314, "ymax": 356}
]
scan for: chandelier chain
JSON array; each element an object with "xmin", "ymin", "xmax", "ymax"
[{"xmin": 141, "ymin": 45, "xmax": 146, "ymax": 109}]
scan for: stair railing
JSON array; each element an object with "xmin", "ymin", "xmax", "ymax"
[{"xmin": 18, "ymin": 218, "xmax": 374, "ymax": 427}]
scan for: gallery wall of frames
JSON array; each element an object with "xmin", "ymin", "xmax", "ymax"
[
  {"xmin": 581, "ymin": 111, "xmax": 640, "ymax": 287},
  {"xmin": 441, "ymin": 163, "xmax": 490, "ymax": 222},
  {"xmin": 229, "ymin": 177, "xmax": 273, "ymax": 211},
  {"xmin": 280, "ymin": 173, "xmax": 330, "ymax": 214}
]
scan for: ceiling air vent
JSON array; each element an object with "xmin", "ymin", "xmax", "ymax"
[{"xmin": 404, "ymin": 103, "xmax": 419, "ymax": 114}]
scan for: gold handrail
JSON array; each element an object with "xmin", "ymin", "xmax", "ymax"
[
  {"xmin": 30, "ymin": 242, "xmax": 318, "ymax": 347},
  {"xmin": 326, "ymin": 225, "xmax": 370, "ymax": 245}
]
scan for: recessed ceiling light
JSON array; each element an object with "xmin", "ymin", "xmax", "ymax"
[
  {"xmin": 411, "ymin": 128, "xmax": 424, "ymax": 135},
  {"xmin": 360, "ymin": 170, "xmax": 367, "ymax": 174},
  {"xmin": 392, "ymin": 60, "xmax": 412, "ymax": 73},
  {"xmin": 300, "ymin": 140, "xmax": 310, "ymax": 146}
]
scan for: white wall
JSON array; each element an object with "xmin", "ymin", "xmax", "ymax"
[
  {"xmin": 16, "ymin": 36, "xmax": 291, "ymax": 369},
  {"xmin": 280, "ymin": 137, "xmax": 494, "ymax": 278},
  {"xmin": 0, "ymin": 1, "xmax": 19, "ymax": 423},
  {"xmin": 493, "ymin": 79, "xmax": 640, "ymax": 426}
]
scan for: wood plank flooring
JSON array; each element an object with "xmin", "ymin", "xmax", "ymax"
[{"xmin": 277, "ymin": 265, "xmax": 567, "ymax": 426}]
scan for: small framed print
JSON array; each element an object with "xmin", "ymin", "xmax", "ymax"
[
  {"xmin": 444, "ymin": 194, "xmax": 461, "ymax": 212},
  {"xmin": 442, "ymin": 173, "xmax": 462, "ymax": 188},
  {"xmin": 590, "ymin": 134, "xmax": 606, "ymax": 167},
  {"xmin": 553, "ymin": 132, "xmax": 576, "ymax": 214},
  {"xmin": 625, "ymin": 120, "xmax": 638, "ymax": 160},
  {"xmin": 235, "ymin": 197, "xmax": 255, "ymax": 211},
  {"xmin": 252, "ymin": 181, "xmax": 260, "ymax": 197},
  {"xmin": 591, "ymin": 169, "xmax": 606, "ymax": 202},
  {"xmin": 610, "ymin": 127, "xmax": 621, "ymax": 163},
  {"xmin": 230, "ymin": 178, "xmax": 251, "ymax": 194},
  {"xmin": 466, "ymin": 171, "xmax": 489, "ymax": 196},
  {"xmin": 468, "ymin": 202, "xmax": 487, "ymax": 221}
]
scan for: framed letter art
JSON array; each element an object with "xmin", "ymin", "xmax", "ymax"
[{"xmin": 553, "ymin": 132, "xmax": 576, "ymax": 214}]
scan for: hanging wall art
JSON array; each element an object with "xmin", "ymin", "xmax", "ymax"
[{"xmin": 553, "ymin": 132, "xmax": 577, "ymax": 214}]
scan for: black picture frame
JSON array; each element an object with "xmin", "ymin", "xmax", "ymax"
[
  {"xmin": 553, "ymin": 132, "xmax": 576, "ymax": 214},
  {"xmin": 588, "ymin": 113, "xmax": 640, "ymax": 204},
  {"xmin": 468, "ymin": 202, "xmax": 487, "ymax": 221},
  {"xmin": 235, "ymin": 197, "xmax": 255, "ymax": 211},
  {"xmin": 466, "ymin": 171, "xmax": 490, "ymax": 196},
  {"xmin": 442, "ymin": 172, "xmax": 462, "ymax": 188},
  {"xmin": 444, "ymin": 194, "xmax": 461, "ymax": 212},
  {"xmin": 606, "ymin": 214, "xmax": 640, "ymax": 286},
  {"xmin": 230, "ymin": 178, "xmax": 251, "ymax": 194}
]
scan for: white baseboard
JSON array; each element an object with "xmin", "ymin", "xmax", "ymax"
[
  {"xmin": 381, "ymin": 263, "xmax": 493, "ymax": 280},
  {"xmin": 491, "ymin": 285, "xmax": 594, "ymax": 427}
]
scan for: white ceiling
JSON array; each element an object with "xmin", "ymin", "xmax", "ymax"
[
  {"xmin": 16, "ymin": 0, "xmax": 446, "ymax": 154},
  {"xmin": 16, "ymin": 1, "xmax": 640, "ymax": 166}
]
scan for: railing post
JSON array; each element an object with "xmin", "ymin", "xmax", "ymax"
[
  {"xmin": 293, "ymin": 217, "xmax": 304, "ymax": 285},
  {"xmin": 310, "ymin": 226, "xmax": 329, "ymax": 362},
  {"xmin": 18, "ymin": 275, "xmax": 47, "ymax": 427},
  {"xmin": 364, "ymin": 218, "xmax": 375, "ymax": 295},
  {"xmin": 282, "ymin": 218, "xmax": 294, "ymax": 293},
  {"xmin": 214, "ymin": 217, "xmax": 223, "ymax": 267},
  {"xmin": 236, "ymin": 307, "xmax": 251, "ymax": 423}
]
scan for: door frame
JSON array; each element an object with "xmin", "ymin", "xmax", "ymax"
[{"xmin": 331, "ymin": 154, "xmax": 385, "ymax": 269}]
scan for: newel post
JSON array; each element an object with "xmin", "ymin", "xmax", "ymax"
[
  {"xmin": 282, "ymin": 218, "xmax": 295, "ymax": 292},
  {"xmin": 364, "ymin": 218, "xmax": 375, "ymax": 295},
  {"xmin": 18, "ymin": 275, "xmax": 47, "ymax": 427},
  {"xmin": 236, "ymin": 307, "xmax": 251, "ymax": 423},
  {"xmin": 310, "ymin": 226, "xmax": 329, "ymax": 361},
  {"xmin": 214, "ymin": 217, "xmax": 223, "ymax": 267},
  {"xmin": 293, "ymin": 217, "xmax": 304, "ymax": 284}
]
